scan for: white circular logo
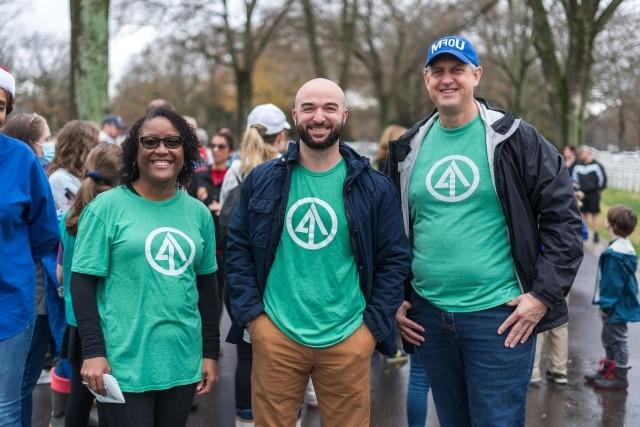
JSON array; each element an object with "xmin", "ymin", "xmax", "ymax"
[
  {"xmin": 286, "ymin": 197, "xmax": 338, "ymax": 250},
  {"xmin": 425, "ymin": 155, "xmax": 480, "ymax": 202},
  {"xmin": 145, "ymin": 227, "xmax": 196, "ymax": 276}
]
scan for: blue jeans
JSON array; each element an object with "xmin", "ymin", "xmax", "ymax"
[
  {"xmin": 0, "ymin": 319, "xmax": 35, "ymax": 427},
  {"xmin": 21, "ymin": 315, "xmax": 51, "ymax": 427},
  {"xmin": 410, "ymin": 296, "xmax": 535, "ymax": 427},
  {"xmin": 407, "ymin": 354, "xmax": 430, "ymax": 427}
]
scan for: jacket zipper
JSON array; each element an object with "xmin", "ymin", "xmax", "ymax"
[
  {"xmin": 343, "ymin": 168, "xmax": 367, "ymax": 297},
  {"xmin": 492, "ymin": 146, "xmax": 525, "ymax": 294}
]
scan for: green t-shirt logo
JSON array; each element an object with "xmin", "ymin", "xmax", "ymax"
[
  {"xmin": 145, "ymin": 227, "xmax": 196, "ymax": 276},
  {"xmin": 285, "ymin": 197, "xmax": 338, "ymax": 250},
  {"xmin": 425, "ymin": 154, "xmax": 480, "ymax": 202}
]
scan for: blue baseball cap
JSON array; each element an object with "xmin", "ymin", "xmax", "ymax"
[{"xmin": 425, "ymin": 36, "xmax": 479, "ymax": 67}]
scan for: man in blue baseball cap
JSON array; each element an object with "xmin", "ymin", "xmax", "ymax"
[{"xmin": 388, "ymin": 35, "xmax": 584, "ymax": 426}]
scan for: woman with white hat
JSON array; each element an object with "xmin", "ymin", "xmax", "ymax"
[{"xmin": 218, "ymin": 103, "xmax": 291, "ymax": 427}]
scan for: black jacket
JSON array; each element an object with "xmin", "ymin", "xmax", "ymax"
[
  {"xmin": 572, "ymin": 160, "xmax": 607, "ymax": 193},
  {"xmin": 388, "ymin": 99, "xmax": 583, "ymax": 332}
]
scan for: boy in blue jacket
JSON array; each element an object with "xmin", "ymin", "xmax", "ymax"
[{"xmin": 586, "ymin": 205, "xmax": 639, "ymax": 391}]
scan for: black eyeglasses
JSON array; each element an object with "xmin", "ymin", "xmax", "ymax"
[
  {"xmin": 139, "ymin": 136, "xmax": 182, "ymax": 149},
  {"xmin": 210, "ymin": 144, "xmax": 229, "ymax": 150}
]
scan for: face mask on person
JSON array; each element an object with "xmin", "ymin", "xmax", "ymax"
[{"xmin": 37, "ymin": 141, "xmax": 55, "ymax": 166}]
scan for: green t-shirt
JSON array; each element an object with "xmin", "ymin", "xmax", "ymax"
[
  {"xmin": 408, "ymin": 115, "xmax": 521, "ymax": 312},
  {"xmin": 59, "ymin": 212, "xmax": 77, "ymax": 327},
  {"xmin": 264, "ymin": 159, "xmax": 364, "ymax": 347},
  {"xmin": 72, "ymin": 186, "xmax": 217, "ymax": 392}
]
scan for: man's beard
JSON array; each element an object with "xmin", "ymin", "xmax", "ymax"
[{"xmin": 298, "ymin": 122, "xmax": 343, "ymax": 150}]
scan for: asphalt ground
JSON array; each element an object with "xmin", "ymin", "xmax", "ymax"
[{"xmin": 33, "ymin": 241, "xmax": 640, "ymax": 426}]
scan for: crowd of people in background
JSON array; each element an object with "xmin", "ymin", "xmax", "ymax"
[{"xmin": 0, "ymin": 32, "xmax": 638, "ymax": 427}]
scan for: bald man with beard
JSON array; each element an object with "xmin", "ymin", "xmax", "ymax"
[{"xmin": 225, "ymin": 79, "xmax": 411, "ymax": 426}]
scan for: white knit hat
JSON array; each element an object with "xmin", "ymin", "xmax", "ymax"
[
  {"xmin": 247, "ymin": 103, "xmax": 290, "ymax": 135},
  {"xmin": 0, "ymin": 67, "xmax": 15, "ymax": 97}
]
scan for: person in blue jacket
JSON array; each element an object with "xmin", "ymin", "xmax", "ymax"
[
  {"xmin": 0, "ymin": 67, "xmax": 60, "ymax": 427},
  {"xmin": 586, "ymin": 204, "xmax": 639, "ymax": 391},
  {"xmin": 225, "ymin": 78, "xmax": 411, "ymax": 427},
  {"xmin": 3, "ymin": 111, "xmax": 68, "ymax": 426}
]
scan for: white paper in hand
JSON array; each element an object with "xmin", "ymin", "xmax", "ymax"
[{"xmin": 87, "ymin": 374, "xmax": 126, "ymax": 404}]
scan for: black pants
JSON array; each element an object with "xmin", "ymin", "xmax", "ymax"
[
  {"xmin": 97, "ymin": 383, "xmax": 197, "ymax": 427},
  {"xmin": 224, "ymin": 285, "xmax": 252, "ymax": 412},
  {"xmin": 65, "ymin": 359, "xmax": 95, "ymax": 427}
]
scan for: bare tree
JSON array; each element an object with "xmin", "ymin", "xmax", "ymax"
[
  {"xmin": 219, "ymin": 0, "xmax": 295, "ymax": 134},
  {"xmin": 477, "ymin": 0, "xmax": 537, "ymax": 117},
  {"xmin": 354, "ymin": 0, "xmax": 498, "ymax": 130},
  {"xmin": 526, "ymin": 0, "xmax": 626, "ymax": 147}
]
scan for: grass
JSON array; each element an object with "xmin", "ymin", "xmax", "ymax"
[{"xmin": 594, "ymin": 188, "xmax": 640, "ymax": 254}]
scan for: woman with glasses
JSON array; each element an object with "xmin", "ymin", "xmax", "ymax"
[
  {"xmin": 70, "ymin": 108, "xmax": 221, "ymax": 426},
  {"xmin": 0, "ymin": 68, "xmax": 59, "ymax": 426},
  {"xmin": 206, "ymin": 128, "xmax": 234, "ymax": 214}
]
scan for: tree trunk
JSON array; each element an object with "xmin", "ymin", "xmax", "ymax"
[
  {"xmin": 301, "ymin": 0, "xmax": 326, "ymax": 77},
  {"xmin": 70, "ymin": 0, "xmax": 109, "ymax": 122},
  {"xmin": 337, "ymin": 0, "xmax": 358, "ymax": 91},
  {"xmin": 527, "ymin": 0, "xmax": 625, "ymax": 147},
  {"xmin": 235, "ymin": 68, "xmax": 252, "ymax": 137},
  {"xmin": 618, "ymin": 101, "xmax": 626, "ymax": 148}
]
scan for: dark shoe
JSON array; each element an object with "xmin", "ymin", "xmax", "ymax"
[
  {"xmin": 594, "ymin": 367, "xmax": 629, "ymax": 391},
  {"xmin": 546, "ymin": 370, "xmax": 568, "ymax": 385},
  {"xmin": 593, "ymin": 231, "xmax": 600, "ymax": 243},
  {"xmin": 585, "ymin": 358, "xmax": 615, "ymax": 384}
]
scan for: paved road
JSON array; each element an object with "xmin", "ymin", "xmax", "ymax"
[{"xmin": 34, "ymin": 242, "xmax": 640, "ymax": 426}]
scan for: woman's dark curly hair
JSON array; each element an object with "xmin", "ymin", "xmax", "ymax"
[{"xmin": 121, "ymin": 107, "xmax": 200, "ymax": 187}]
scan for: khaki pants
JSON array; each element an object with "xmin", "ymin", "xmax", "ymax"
[
  {"xmin": 531, "ymin": 323, "xmax": 569, "ymax": 380},
  {"xmin": 250, "ymin": 314, "xmax": 376, "ymax": 427}
]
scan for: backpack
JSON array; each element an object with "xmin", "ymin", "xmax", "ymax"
[{"xmin": 218, "ymin": 173, "xmax": 243, "ymax": 243}]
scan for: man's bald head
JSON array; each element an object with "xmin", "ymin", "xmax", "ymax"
[
  {"xmin": 294, "ymin": 78, "xmax": 347, "ymax": 110},
  {"xmin": 292, "ymin": 78, "xmax": 348, "ymax": 151}
]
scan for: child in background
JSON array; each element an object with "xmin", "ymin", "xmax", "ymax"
[{"xmin": 586, "ymin": 205, "xmax": 639, "ymax": 391}]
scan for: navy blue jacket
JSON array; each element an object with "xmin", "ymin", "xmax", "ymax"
[{"xmin": 225, "ymin": 141, "xmax": 411, "ymax": 355}]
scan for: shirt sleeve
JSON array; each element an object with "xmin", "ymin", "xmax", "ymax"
[
  {"xmin": 71, "ymin": 208, "xmax": 111, "ymax": 277},
  {"xmin": 27, "ymin": 158, "xmax": 60, "ymax": 261}
]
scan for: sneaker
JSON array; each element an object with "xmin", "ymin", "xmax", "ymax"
[
  {"xmin": 384, "ymin": 350, "xmax": 409, "ymax": 366},
  {"xmin": 235, "ymin": 418, "xmax": 255, "ymax": 427},
  {"xmin": 236, "ymin": 408, "xmax": 254, "ymax": 427},
  {"xmin": 585, "ymin": 358, "xmax": 615, "ymax": 384},
  {"xmin": 546, "ymin": 370, "xmax": 568, "ymax": 385},
  {"xmin": 37, "ymin": 369, "xmax": 51, "ymax": 385}
]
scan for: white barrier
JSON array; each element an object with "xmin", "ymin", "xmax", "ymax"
[{"xmin": 596, "ymin": 152, "xmax": 640, "ymax": 193}]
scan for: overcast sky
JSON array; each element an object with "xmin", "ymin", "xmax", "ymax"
[{"xmin": 16, "ymin": 0, "xmax": 156, "ymax": 94}]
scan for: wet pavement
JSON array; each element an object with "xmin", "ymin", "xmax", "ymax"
[{"xmin": 33, "ymin": 242, "xmax": 640, "ymax": 426}]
